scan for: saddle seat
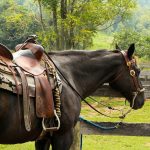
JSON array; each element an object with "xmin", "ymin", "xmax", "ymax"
[
  {"xmin": 14, "ymin": 43, "xmax": 45, "ymax": 75},
  {"xmin": 15, "ymin": 43, "xmax": 44, "ymax": 61},
  {"xmin": 0, "ymin": 43, "xmax": 45, "ymax": 75},
  {"xmin": 13, "ymin": 50, "xmax": 45, "ymax": 76}
]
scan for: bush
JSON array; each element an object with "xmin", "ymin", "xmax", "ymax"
[{"xmin": 113, "ymin": 28, "xmax": 150, "ymax": 59}]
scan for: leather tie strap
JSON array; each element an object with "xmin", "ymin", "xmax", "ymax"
[
  {"xmin": 35, "ymin": 74, "xmax": 55, "ymax": 118},
  {"xmin": 120, "ymin": 51, "xmax": 142, "ymax": 92},
  {"xmin": 16, "ymin": 67, "xmax": 31, "ymax": 131}
]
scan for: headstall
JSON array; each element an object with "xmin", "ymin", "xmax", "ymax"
[
  {"xmin": 120, "ymin": 51, "xmax": 145, "ymax": 95},
  {"xmin": 110, "ymin": 50, "xmax": 145, "ymax": 109}
]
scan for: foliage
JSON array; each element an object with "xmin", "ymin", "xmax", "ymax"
[
  {"xmin": 113, "ymin": 28, "xmax": 150, "ymax": 58},
  {"xmin": 34, "ymin": 0, "xmax": 136, "ymax": 50},
  {"xmin": 113, "ymin": 3, "xmax": 150, "ymax": 59},
  {"xmin": 0, "ymin": 0, "xmax": 41, "ymax": 49},
  {"xmin": 0, "ymin": 0, "xmax": 137, "ymax": 50}
]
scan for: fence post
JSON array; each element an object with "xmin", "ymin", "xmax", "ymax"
[{"xmin": 70, "ymin": 122, "xmax": 81, "ymax": 150}]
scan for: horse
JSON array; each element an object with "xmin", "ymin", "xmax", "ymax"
[{"xmin": 0, "ymin": 44, "xmax": 145, "ymax": 150}]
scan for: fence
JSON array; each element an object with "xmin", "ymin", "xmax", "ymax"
[{"xmin": 70, "ymin": 63, "xmax": 150, "ymax": 150}]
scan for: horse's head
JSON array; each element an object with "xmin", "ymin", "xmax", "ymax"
[{"xmin": 110, "ymin": 44, "xmax": 145, "ymax": 109}]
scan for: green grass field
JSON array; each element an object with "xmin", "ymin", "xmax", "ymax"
[
  {"xmin": 88, "ymin": 32, "xmax": 114, "ymax": 50},
  {"xmin": 80, "ymin": 98, "xmax": 150, "ymax": 150},
  {"xmin": 0, "ymin": 143, "xmax": 34, "ymax": 150},
  {"xmin": 82, "ymin": 135, "xmax": 150, "ymax": 150}
]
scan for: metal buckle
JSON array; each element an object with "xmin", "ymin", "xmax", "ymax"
[
  {"xmin": 127, "ymin": 62, "xmax": 131, "ymax": 67},
  {"xmin": 130, "ymin": 70, "xmax": 135, "ymax": 76}
]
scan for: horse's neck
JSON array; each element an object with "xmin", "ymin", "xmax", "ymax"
[{"xmin": 49, "ymin": 50, "xmax": 121, "ymax": 98}]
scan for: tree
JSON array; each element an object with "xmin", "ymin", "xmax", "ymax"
[
  {"xmin": 0, "ymin": 0, "xmax": 41, "ymax": 49},
  {"xmin": 113, "ymin": 2, "xmax": 150, "ymax": 59},
  {"xmin": 34, "ymin": 0, "xmax": 136, "ymax": 50}
]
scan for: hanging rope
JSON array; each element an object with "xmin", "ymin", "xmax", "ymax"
[{"xmin": 79, "ymin": 116, "xmax": 122, "ymax": 130}]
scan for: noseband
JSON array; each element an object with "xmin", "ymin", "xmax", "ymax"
[{"xmin": 110, "ymin": 51, "xmax": 145, "ymax": 107}]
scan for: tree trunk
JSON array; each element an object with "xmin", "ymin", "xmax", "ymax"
[
  {"xmin": 60, "ymin": 0, "xmax": 67, "ymax": 50},
  {"xmin": 68, "ymin": 0, "xmax": 76, "ymax": 49},
  {"xmin": 52, "ymin": 5, "xmax": 60, "ymax": 50},
  {"xmin": 38, "ymin": 0, "xmax": 45, "ymax": 31}
]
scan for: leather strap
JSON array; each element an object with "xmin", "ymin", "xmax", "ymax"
[
  {"xmin": 35, "ymin": 74, "xmax": 55, "ymax": 118},
  {"xmin": 120, "ymin": 51, "xmax": 142, "ymax": 91},
  {"xmin": 16, "ymin": 67, "xmax": 31, "ymax": 131}
]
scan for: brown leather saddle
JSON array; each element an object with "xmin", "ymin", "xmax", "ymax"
[{"xmin": 0, "ymin": 42, "xmax": 56, "ymax": 131}]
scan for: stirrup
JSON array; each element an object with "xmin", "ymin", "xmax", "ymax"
[{"xmin": 42, "ymin": 110, "xmax": 60, "ymax": 132}]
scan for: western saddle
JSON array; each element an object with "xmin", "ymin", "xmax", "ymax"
[{"xmin": 0, "ymin": 36, "xmax": 61, "ymax": 132}]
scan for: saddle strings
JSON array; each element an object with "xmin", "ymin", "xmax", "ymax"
[{"xmin": 43, "ymin": 53, "xmax": 61, "ymax": 117}]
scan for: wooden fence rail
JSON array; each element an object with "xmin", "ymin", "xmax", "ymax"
[{"xmin": 70, "ymin": 64, "xmax": 150, "ymax": 150}]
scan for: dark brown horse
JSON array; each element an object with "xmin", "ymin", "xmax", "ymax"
[{"xmin": 0, "ymin": 44, "xmax": 145, "ymax": 150}]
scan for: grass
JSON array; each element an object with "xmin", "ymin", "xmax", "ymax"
[
  {"xmin": 88, "ymin": 32, "xmax": 114, "ymax": 50},
  {"xmin": 80, "ymin": 98, "xmax": 150, "ymax": 150},
  {"xmin": 0, "ymin": 142, "xmax": 34, "ymax": 150},
  {"xmin": 81, "ymin": 97, "xmax": 150, "ymax": 123},
  {"xmin": 82, "ymin": 135, "xmax": 150, "ymax": 150}
]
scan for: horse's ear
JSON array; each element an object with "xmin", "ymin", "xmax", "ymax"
[
  {"xmin": 115, "ymin": 44, "xmax": 121, "ymax": 50},
  {"xmin": 127, "ymin": 43, "xmax": 135, "ymax": 59}
]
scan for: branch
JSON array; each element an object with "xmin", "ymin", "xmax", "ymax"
[
  {"xmin": 99, "ymin": 6, "xmax": 128, "ymax": 31},
  {"xmin": 37, "ymin": 0, "xmax": 45, "ymax": 31}
]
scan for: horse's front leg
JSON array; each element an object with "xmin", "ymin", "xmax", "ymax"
[
  {"xmin": 35, "ymin": 138, "xmax": 51, "ymax": 150},
  {"xmin": 51, "ymin": 129, "xmax": 73, "ymax": 150}
]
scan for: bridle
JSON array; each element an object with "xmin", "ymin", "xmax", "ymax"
[{"xmin": 110, "ymin": 50, "xmax": 145, "ymax": 110}]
